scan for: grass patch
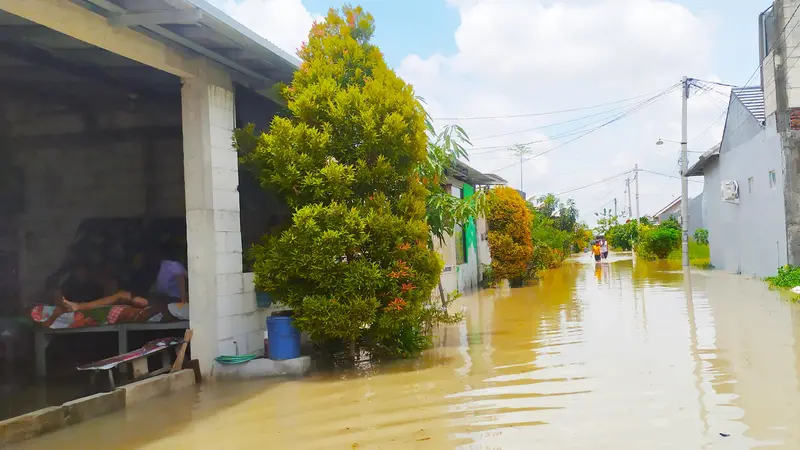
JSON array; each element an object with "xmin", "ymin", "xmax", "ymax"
[{"xmin": 667, "ymin": 241, "xmax": 713, "ymax": 269}]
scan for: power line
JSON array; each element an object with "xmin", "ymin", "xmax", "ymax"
[
  {"xmin": 465, "ymin": 86, "xmax": 680, "ymax": 153},
  {"xmin": 432, "ymin": 84, "xmax": 680, "ymax": 121},
  {"xmin": 469, "ymin": 92, "xmax": 676, "ymax": 141},
  {"xmin": 489, "ymin": 84, "xmax": 680, "ymax": 172},
  {"xmin": 554, "ymin": 169, "xmax": 633, "ymax": 196},
  {"xmin": 639, "ymin": 168, "xmax": 704, "ymax": 184}
]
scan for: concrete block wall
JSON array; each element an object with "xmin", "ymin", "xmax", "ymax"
[{"xmin": 3, "ymin": 103, "xmax": 184, "ymax": 303}]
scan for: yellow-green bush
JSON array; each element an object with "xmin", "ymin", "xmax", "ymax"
[{"xmin": 487, "ymin": 186, "xmax": 533, "ymax": 286}]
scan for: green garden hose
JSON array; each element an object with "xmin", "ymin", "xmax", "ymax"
[{"xmin": 215, "ymin": 354, "xmax": 259, "ymax": 365}]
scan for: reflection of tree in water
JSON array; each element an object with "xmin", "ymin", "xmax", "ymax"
[
  {"xmin": 485, "ymin": 263, "xmax": 584, "ymax": 374},
  {"xmin": 630, "ymin": 258, "xmax": 684, "ymax": 288}
]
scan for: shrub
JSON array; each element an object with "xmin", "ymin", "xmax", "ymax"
[
  {"xmin": 487, "ymin": 186, "xmax": 533, "ymax": 285},
  {"xmin": 237, "ymin": 7, "xmax": 441, "ymax": 357},
  {"xmin": 638, "ymin": 225, "xmax": 681, "ymax": 259},
  {"xmin": 694, "ymin": 228, "xmax": 709, "ymax": 245},
  {"xmin": 765, "ymin": 265, "xmax": 800, "ymax": 288}
]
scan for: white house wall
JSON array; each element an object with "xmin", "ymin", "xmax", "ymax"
[{"xmin": 705, "ymin": 100, "xmax": 786, "ymax": 277}]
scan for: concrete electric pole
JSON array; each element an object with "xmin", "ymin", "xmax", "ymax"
[
  {"xmin": 634, "ymin": 164, "xmax": 640, "ymax": 222},
  {"xmin": 680, "ymin": 76, "xmax": 690, "ymax": 269},
  {"xmin": 626, "ymin": 177, "xmax": 633, "ymax": 218},
  {"xmin": 614, "ymin": 198, "xmax": 618, "ymax": 218},
  {"xmin": 510, "ymin": 143, "xmax": 532, "ymax": 195}
]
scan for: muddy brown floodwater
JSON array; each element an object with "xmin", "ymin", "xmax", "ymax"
[{"xmin": 15, "ymin": 253, "xmax": 800, "ymax": 449}]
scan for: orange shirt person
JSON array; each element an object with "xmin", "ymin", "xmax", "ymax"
[{"xmin": 591, "ymin": 242, "xmax": 602, "ymax": 262}]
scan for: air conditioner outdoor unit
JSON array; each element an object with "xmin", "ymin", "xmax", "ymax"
[{"xmin": 721, "ymin": 180, "xmax": 739, "ymax": 203}]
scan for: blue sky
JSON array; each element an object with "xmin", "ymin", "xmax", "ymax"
[
  {"xmin": 300, "ymin": 0, "xmax": 766, "ymax": 86},
  {"xmin": 216, "ymin": 0, "xmax": 775, "ymax": 223}
]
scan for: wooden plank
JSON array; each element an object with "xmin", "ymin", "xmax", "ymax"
[
  {"xmin": 131, "ymin": 357, "xmax": 148, "ymax": 378},
  {"xmin": 170, "ymin": 329, "xmax": 193, "ymax": 373}
]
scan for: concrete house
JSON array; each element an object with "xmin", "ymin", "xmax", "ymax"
[
  {"xmin": 651, "ymin": 195, "xmax": 704, "ymax": 237},
  {"xmin": 436, "ymin": 161, "xmax": 506, "ymax": 294},
  {"xmin": 0, "ymin": 0, "xmax": 299, "ymax": 377},
  {"xmin": 684, "ymin": 0, "xmax": 800, "ymax": 277}
]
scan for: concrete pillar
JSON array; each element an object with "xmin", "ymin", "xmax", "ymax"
[{"xmin": 181, "ymin": 77, "xmax": 244, "ymax": 377}]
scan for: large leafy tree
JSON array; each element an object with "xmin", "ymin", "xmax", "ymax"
[{"xmin": 236, "ymin": 6, "xmax": 441, "ymax": 357}]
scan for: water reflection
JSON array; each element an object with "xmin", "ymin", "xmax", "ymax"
[{"xmin": 15, "ymin": 256, "xmax": 800, "ymax": 449}]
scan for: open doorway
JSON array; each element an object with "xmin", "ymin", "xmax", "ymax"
[{"xmin": 0, "ymin": 10, "xmax": 189, "ymax": 419}]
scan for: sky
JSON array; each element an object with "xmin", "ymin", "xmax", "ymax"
[{"xmin": 211, "ymin": 0, "xmax": 771, "ymax": 226}]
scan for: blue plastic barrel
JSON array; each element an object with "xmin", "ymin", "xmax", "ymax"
[{"xmin": 266, "ymin": 315, "xmax": 301, "ymax": 360}]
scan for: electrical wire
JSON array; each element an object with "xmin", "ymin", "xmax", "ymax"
[
  {"xmin": 465, "ymin": 83, "xmax": 681, "ymax": 154},
  {"xmin": 432, "ymin": 84, "xmax": 680, "ymax": 121},
  {"xmin": 469, "ymin": 92, "xmax": 677, "ymax": 141},
  {"xmin": 553, "ymin": 169, "xmax": 633, "ymax": 196},
  {"xmin": 638, "ymin": 168, "xmax": 704, "ymax": 184},
  {"xmin": 489, "ymin": 84, "xmax": 680, "ymax": 172}
]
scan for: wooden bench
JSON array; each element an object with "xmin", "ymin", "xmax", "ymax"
[
  {"xmin": 34, "ymin": 321, "xmax": 189, "ymax": 378},
  {"xmin": 76, "ymin": 330, "xmax": 192, "ymax": 389}
]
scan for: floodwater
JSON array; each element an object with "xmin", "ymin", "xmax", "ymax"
[{"xmin": 15, "ymin": 253, "xmax": 800, "ymax": 449}]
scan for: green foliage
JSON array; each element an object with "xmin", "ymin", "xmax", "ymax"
[
  {"xmin": 419, "ymin": 124, "xmax": 486, "ymax": 247},
  {"xmin": 487, "ymin": 186, "xmax": 533, "ymax": 285},
  {"xmin": 594, "ymin": 210, "xmax": 619, "ymax": 235},
  {"xmin": 694, "ymin": 228, "xmax": 709, "ymax": 245},
  {"xmin": 660, "ymin": 216, "xmax": 681, "ymax": 231},
  {"xmin": 765, "ymin": 265, "xmax": 800, "ymax": 288},
  {"xmin": 237, "ymin": 6, "xmax": 441, "ymax": 357},
  {"xmin": 637, "ymin": 225, "xmax": 681, "ymax": 259},
  {"xmin": 606, "ymin": 220, "xmax": 639, "ymax": 251},
  {"xmin": 667, "ymin": 240, "xmax": 711, "ymax": 268}
]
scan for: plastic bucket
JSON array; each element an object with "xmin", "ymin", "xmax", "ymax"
[{"xmin": 266, "ymin": 315, "xmax": 301, "ymax": 360}]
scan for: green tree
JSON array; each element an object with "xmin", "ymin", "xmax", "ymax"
[
  {"xmin": 606, "ymin": 219, "xmax": 639, "ymax": 251},
  {"xmin": 594, "ymin": 208, "xmax": 619, "ymax": 235},
  {"xmin": 236, "ymin": 6, "xmax": 441, "ymax": 357}
]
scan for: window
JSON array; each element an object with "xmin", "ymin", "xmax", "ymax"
[
  {"xmin": 748, "ymin": 177, "xmax": 754, "ymax": 194},
  {"xmin": 769, "ymin": 170, "xmax": 777, "ymax": 189},
  {"xmin": 761, "ymin": 6, "xmax": 776, "ymax": 57}
]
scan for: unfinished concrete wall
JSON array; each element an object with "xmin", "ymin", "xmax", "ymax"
[{"xmin": 0, "ymin": 96, "xmax": 183, "ymax": 304}]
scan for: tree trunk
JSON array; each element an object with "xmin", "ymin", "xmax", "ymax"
[
  {"xmin": 349, "ymin": 339, "xmax": 356, "ymax": 358},
  {"xmin": 438, "ymin": 280, "xmax": 447, "ymax": 308}
]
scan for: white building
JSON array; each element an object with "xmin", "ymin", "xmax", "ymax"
[
  {"xmin": 0, "ymin": 0, "xmax": 299, "ymax": 377},
  {"xmin": 685, "ymin": 0, "xmax": 800, "ymax": 277},
  {"xmin": 435, "ymin": 161, "xmax": 506, "ymax": 294}
]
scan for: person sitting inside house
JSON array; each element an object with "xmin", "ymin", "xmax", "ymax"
[
  {"xmin": 130, "ymin": 245, "xmax": 189, "ymax": 308},
  {"xmin": 57, "ymin": 262, "xmax": 136, "ymax": 312},
  {"xmin": 61, "ymin": 246, "xmax": 187, "ymax": 312}
]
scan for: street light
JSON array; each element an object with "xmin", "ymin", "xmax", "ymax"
[{"xmin": 656, "ymin": 138, "xmax": 682, "ymax": 146}]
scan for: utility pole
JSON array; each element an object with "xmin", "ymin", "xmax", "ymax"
[
  {"xmin": 634, "ymin": 164, "xmax": 640, "ymax": 222},
  {"xmin": 510, "ymin": 143, "xmax": 532, "ymax": 195},
  {"xmin": 626, "ymin": 177, "xmax": 633, "ymax": 218},
  {"xmin": 680, "ymin": 76, "xmax": 690, "ymax": 268},
  {"xmin": 614, "ymin": 198, "xmax": 617, "ymax": 218}
]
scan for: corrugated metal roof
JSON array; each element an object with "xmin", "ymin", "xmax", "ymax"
[{"xmin": 731, "ymin": 86, "xmax": 766, "ymax": 123}]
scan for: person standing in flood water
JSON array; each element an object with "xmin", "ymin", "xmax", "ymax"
[
  {"xmin": 591, "ymin": 241, "xmax": 602, "ymax": 262},
  {"xmin": 601, "ymin": 239, "xmax": 609, "ymax": 259}
]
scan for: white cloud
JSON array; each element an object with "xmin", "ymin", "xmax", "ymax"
[
  {"xmin": 212, "ymin": 0, "xmax": 318, "ymax": 55},
  {"xmin": 399, "ymin": 0, "xmax": 728, "ymax": 225}
]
